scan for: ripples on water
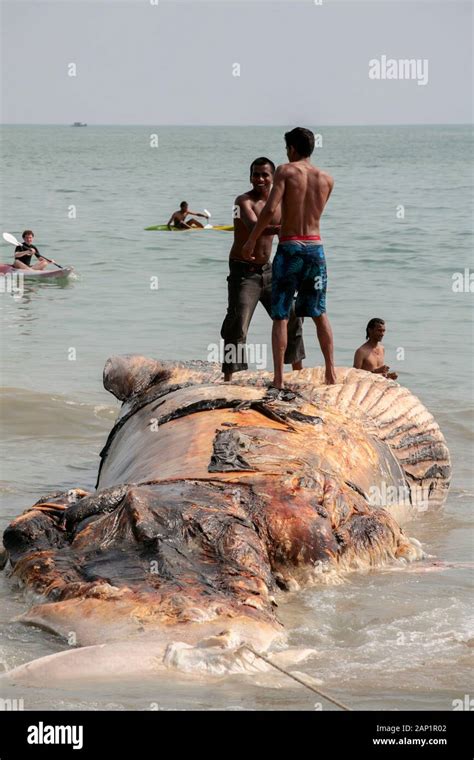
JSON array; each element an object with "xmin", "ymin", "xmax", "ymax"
[{"xmin": 0, "ymin": 126, "xmax": 472, "ymax": 710}]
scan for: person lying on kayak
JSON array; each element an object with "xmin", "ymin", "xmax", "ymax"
[
  {"xmin": 13, "ymin": 230, "xmax": 49, "ymax": 270},
  {"xmin": 167, "ymin": 202, "xmax": 208, "ymax": 229}
]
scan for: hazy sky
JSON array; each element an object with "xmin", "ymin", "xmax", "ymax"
[{"xmin": 1, "ymin": 0, "xmax": 472, "ymax": 125}]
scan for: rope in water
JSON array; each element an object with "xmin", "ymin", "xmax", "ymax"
[{"xmin": 242, "ymin": 645, "xmax": 352, "ymax": 711}]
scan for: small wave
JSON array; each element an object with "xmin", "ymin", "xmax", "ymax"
[{"xmin": 0, "ymin": 388, "xmax": 116, "ymax": 439}]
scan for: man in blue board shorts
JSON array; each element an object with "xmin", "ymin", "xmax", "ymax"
[{"xmin": 242, "ymin": 127, "xmax": 336, "ymax": 390}]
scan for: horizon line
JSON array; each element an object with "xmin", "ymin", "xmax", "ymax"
[{"xmin": 1, "ymin": 122, "xmax": 472, "ymax": 128}]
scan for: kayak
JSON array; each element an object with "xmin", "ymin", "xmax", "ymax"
[
  {"xmin": 0, "ymin": 264, "xmax": 75, "ymax": 280},
  {"xmin": 145, "ymin": 224, "xmax": 234, "ymax": 232}
]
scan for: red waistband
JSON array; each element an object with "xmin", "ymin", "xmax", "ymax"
[{"xmin": 279, "ymin": 235, "xmax": 322, "ymax": 243}]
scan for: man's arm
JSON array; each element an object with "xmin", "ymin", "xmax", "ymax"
[
  {"xmin": 14, "ymin": 245, "xmax": 32, "ymax": 260},
  {"xmin": 187, "ymin": 211, "xmax": 208, "ymax": 218},
  {"xmin": 167, "ymin": 214, "xmax": 175, "ymax": 229},
  {"xmin": 236, "ymin": 197, "xmax": 280, "ymax": 236},
  {"xmin": 325, "ymin": 175, "xmax": 335, "ymax": 205},
  {"xmin": 236, "ymin": 197, "xmax": 258, "ymax": 231},
  {"xmin": 241, "ymin": 167, "xmax": 286, "ymax": 259},
  {"xmin": 353, "ymin": 347, "xmax": 364, "ymax": 369}
]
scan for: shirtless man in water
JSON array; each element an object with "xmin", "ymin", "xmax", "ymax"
[
  {"xmin": 242, "ymin": 127, "xmax": 336, "ymax": 388},
  {"xmin": 167, "ymin": 202, "xmax": 208, "ymax": 229},
  {"xmin": 220, "ymin": 157, "xmax": 305, "ymax": 381},
  {"xmin": 353, "ymin": 318, "xmax": 398, "ymax": 380}
]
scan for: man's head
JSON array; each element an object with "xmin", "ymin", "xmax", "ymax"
[
  {"xmin": 366, "ymin": 318, "xmax": 386, "ymax": 341},
  {"xmin": 284, "ymin": 128, "xmax": 315, "ymax": 162},
  {"xmin": 180, "ymin": 202, "xmax": 188, "ymax": 211},
  {"xmin": 249, "ymin": 157, "xmax": 275, "ymax": 191},
  {"xmin": 22, "ymin": 230, "xmax": 34, "ymax": 245}
]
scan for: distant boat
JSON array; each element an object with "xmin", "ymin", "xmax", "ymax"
[{"xmin": 72, "ymin": 122, "xmax": 87, "ymax": 127}]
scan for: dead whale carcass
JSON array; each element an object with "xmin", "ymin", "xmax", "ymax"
[{"xmin": 1, "ymin": 356, "xmax": 451, "ymax": 682}]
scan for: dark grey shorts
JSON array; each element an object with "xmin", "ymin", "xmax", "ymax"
[{"xmin": 220, "ymin": 259, "xmax": 306, "ymax": 373}]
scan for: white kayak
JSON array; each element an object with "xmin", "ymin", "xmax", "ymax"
[{"xmin": 0, "ymin": 264, "xmax": 75, "ymax": 280}]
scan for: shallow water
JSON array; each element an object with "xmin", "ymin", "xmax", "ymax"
[{"xmin": 0, "ymin": 125, "xmax": 472, "ymax": 710}]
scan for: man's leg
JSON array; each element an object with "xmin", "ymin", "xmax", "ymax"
[
  {"xmin": 313, "ymin": 314, "xmax": 337, "ymax": 384},
  {"xmin": 261, "ymin": 268, "xmax": 305, "ymax": 372},
  {"xmin": 271, "ymin": 244, "xmax": 302, "ymax": 388},
  {"xmin": 220, "ymin": 266, "xmax": 260, "ymax": 381},
  {"xmin": 296, "ymin": 244, "xmax": 336, "ymax": 385},
  {"xmin": 188, "ymin": 219, "xmax": 204, "ymax": 229},
  {"xmin": 272, "ymin": 319, "xmax": 289, "ymax": 389},
  {"xmin": 286, "ymin": 307, "xmax": 305, "ymax": 371}
]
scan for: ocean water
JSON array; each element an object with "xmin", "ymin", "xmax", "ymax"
[{"xmin": 0, "ymin": 125, "xmax": 472, "ymax": 711}]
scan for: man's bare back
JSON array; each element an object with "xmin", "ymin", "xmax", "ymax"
[
  {"xmin": 241, "ymin": 160, "xmax": 334, "ymax": 252},
  {"xmin": 277, "ymin": 161, "xmax": 333, "ymax": 238}
]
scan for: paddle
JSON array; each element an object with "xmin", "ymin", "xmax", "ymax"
[
  {"xmin": 2, "ymin": 232, "xmax": 64, "ymax": 269},
  {"xmin": 203, "ymin": 209, "xmax": 212, "ymax": 229}
]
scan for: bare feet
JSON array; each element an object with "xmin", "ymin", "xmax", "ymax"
[
  {"xmin": 291, "ymin": 361, "xmax": 303, "ymax": 371},
  {"xmin": 272, "ymin": 374, "xmax": 284, "ymax": 390},
  {"xmin": 325, "ymin": 366, "xmax": 337, "ymax": 384}
]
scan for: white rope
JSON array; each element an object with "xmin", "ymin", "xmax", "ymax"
[{"xmin": 242, "ymin": 645, "xmax": 352, "ymax": 711}]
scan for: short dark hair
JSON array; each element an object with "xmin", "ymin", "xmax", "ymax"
[
  {"xmin": 285, "ymin": 127, "xmax": 315, "ymax": 158},
  {"xmin": 22, "ymin": 230, "xmax": 34, "ymax": 238},
  {"xmin": 249, "ymin": 157, "xmax": 275, "ymax": 177},
  {"xmin": 366, "ymin": 318, "xmax": 385, "ymax": 339},
  {"xmin": 180, "ymin": 201, "xmax": 187, "ymax": 209}
]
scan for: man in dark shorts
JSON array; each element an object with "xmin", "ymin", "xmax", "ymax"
[
  {"xmin": 242, "ymin": 128, "xmax": 336, "ymax": 388},
  {"xmin": 13, "ymin": 230, "xmax": 48, "ymax": 270},
  {"xmin": 220, "ymin": 157, "xmax": 305, "ymax": 381}
]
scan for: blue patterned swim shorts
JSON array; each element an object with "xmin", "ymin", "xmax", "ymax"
[{"xmin": 271, "ymin": 241, "xmax": 327, "ymax": 319}]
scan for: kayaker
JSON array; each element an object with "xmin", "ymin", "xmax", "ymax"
[
  {"xmin": 13, "ymin": 231, "xmax": 48, "ymax": 271},
  {"xmin": 167, "ymin": 202, "xmax": 208, "ymax": 229}
]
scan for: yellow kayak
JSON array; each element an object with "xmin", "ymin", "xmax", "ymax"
[{"xmin": 145, "ymin": 224, "xmax": 233, "ymax": 232}]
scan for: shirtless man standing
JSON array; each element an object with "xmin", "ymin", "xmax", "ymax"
[
  {"xmin": 242, "ymin": 127, "xmax": 336, "ymax": 388},
  {"xmin": 353, "ymin": 318, "xmax": 398, "ymax": 380},
  {"xmin": 220, "ymin": 157, "xmax": 305, "ymax": 381}
]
